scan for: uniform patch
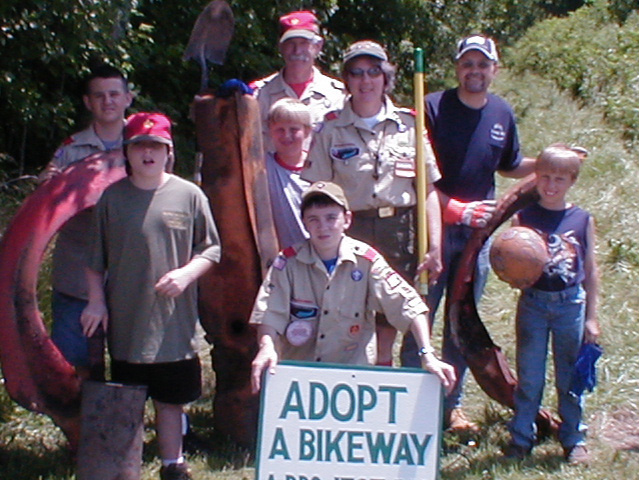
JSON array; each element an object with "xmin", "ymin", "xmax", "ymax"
[
  {"xmin": 162, "ymin": 211, "xmax": 189, "ymax": 230},
  {"xmin": 286, "ymin": 320, "xmax": 314, "ymax": 346},
  {"xmin": 351, "ymin": 269, "xmax": 363, "ymax": 281},
  {"xmin": 398, "ymin": 122, "xmax": 408, "ymax": 133},
  {"xmin": 490, "ymin": 123, "xmax": 506, "ymax": 142},
  {"xmin": 349, "ymin": 324, "xmax": 361, "ymax": 335},
  {"xmin": 384, "ymin": 271, "xmax": 402, "ymax": 290},
  {"xmin": 330, "ymin": 145, "xmax": 360, "ymax": 161},
  {"xmin": 272, "ymin": 256, "xmax": 287, "ymax": 270},
  {"xmin": 363, "ymin": 247, "xmax": 380, "ymax": 262}
]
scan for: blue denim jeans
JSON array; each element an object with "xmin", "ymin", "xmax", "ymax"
[
  {"xmin": 508, "ymin": 284, "xmax": 586, "ymax": 450},
  {"xmin": 401, "ymin": 224, "xmax": 491, "ymax": 411},
  {"xmin": 51, "ymin": 290, "xmax": 89, "ymax": 367}
]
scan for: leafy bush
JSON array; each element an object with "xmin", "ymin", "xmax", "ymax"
[{"xmin": 509, "ymin": 0, "xmax": 639, "ymax": 144}]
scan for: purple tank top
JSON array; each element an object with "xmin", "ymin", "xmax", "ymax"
[{"xmin": 516, "ymin": 203, "xmax": 590, "ymax": 291}]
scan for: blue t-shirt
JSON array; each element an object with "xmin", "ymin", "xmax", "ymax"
[
  {"xmin": 516, "ymin": 203, "xmax": 590, "ymax": 291},
  {"xmin": 426, "ymin": 88, "xmax": 522, "ymax": 201}
]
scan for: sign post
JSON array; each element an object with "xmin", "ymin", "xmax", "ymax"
[{"xmin": 256, "ymin": 362, "xmax": 443, "ymax": 480}]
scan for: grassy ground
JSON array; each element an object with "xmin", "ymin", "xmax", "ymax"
[{"xmin": 1, "ymin": 70, "xmax": 639, "ymax": 479}]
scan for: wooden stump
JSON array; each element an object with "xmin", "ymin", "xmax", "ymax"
[{"xmin": 76, "ymin": 381, "xmax": 147, "ymax": 480}]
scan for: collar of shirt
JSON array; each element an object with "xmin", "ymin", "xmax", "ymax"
[
  {"xmin": 336, "ymin": 96, "xmax": 403, "ymax": 131},
  {"xmin": 295, "ymin": 236, "xmax": 359, "ymax": 268}
]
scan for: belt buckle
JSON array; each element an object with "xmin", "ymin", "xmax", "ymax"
[{"xmin": 378, "ymin": 206, "xmax": 395, "ymax": 218}]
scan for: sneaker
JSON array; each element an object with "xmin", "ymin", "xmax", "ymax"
[
  {"xmin": 503, "ymin": 442, "xmax": 531, "ymax": 460},
  {"xmin": 564, "ymin": 444, "xmax": 590, "ymax": 465},
  {"xmin": 160, "ymin": 462, "xmax": 192, "ymax": 480},
  {"xmin": 445, "ymin": 407, "xmax": 480, "ymax": 433}
]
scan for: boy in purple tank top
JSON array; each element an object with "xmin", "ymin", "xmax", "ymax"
[{"xmin": 504, "ymin": 145, "xmax": 600, "ymax": 465}]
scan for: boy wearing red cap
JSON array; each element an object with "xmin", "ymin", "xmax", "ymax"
[
  {"xmin": 251, "ymin": 10, "xmax": 344, "ymax": 152},
  {"xmin": 81, "ymin": 112, "xmax": 221, "ymax": 480}
]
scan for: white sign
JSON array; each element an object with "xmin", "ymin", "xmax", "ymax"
[{"xmin": 255, "ymin": 361, "xmax": 443, "ymax": 480}]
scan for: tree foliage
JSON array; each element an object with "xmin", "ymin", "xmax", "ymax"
[{"xmin": 0, "ymin": 0, "xmax": 594, "ymax": 177}]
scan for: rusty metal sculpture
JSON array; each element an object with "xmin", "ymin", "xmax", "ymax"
[
  {"xmin": 0, "ymin": 152, "xmax": 126, "ymax": 450},
  {"xmin": 193, "ymin": 90, "xmax": 278, "ymax": 448},
  {"xmin": 447, "ymin": 174, "xmax": 561, "ymax": 437}
]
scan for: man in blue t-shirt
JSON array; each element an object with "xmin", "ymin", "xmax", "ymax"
[{"xmin": 401, "ymin": 35, "xmax": 535, "ymax": 432}]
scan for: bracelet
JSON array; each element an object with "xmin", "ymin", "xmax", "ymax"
[{"xmin": 417, "ymin": 346, "xmax": 436, "ymax": 357}]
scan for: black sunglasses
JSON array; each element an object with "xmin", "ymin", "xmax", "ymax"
[{"xmin": 347, "ymin": 66, "xmax": 383, "ymax": 78}]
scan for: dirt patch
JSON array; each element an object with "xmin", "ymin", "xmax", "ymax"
[{"xmin": 591, "ymin": 406, "xmax": 639, "ymax": 451}]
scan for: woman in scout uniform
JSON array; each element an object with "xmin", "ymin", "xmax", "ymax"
[{"xmin": 302, "ymin": 40, "xmax": 442, "ymax": 365}]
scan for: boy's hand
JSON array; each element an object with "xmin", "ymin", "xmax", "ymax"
[
  {"xmin": 80, "ymin": 300, "xmax": 109, "ymax": 337},
  {"xmin": 584, "ymin": 317, "xmax": 600, "ymax": 343},
  {"xmin": 421, "ymin": 353, "xmax": 457, "ymax": 395},
  {"xmin": 251, "ymin": 342, "xmax": 278, "ymax": 394},
  {"xmin": 155, "ymin": 268, "xmax": 194, "ymax": 298}
]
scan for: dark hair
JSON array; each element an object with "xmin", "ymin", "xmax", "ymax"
[
  {"xmin": 341, "ymin": 56, "xmax": 396, "ymax": 95},
  {"xmin": 84, "ymin": 64, "xmax": 128, "ymax": 95},
  {"xmin": 301, "ymin": 195, "xmax": 346, "ymax": 216}
]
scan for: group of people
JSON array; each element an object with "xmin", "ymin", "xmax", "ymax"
[{"xmin": 40, "ymin": 8, "xmax": 600, "ymax": 480}]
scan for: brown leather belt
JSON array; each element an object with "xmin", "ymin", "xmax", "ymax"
[{"xmin": 354, "ymin": 206, "xmax": 413, "ymax": 219}]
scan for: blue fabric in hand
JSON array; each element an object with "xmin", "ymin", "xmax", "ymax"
[{"xmin": 569, "ymin": 343, "xmax": 603, "ymax": 397}]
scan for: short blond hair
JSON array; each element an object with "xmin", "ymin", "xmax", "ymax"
[
  {"xmin": 267, "ymin": 98, "xmax": 312, "ymax": 127},
  {"xmin": 536, "ymin": 145, "xmax": 583, "ymax": 180}
]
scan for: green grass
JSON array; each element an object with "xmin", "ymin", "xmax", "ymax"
[{"xmin": 2, "ymin": 67, "xmax": 639, "ymax": 480}]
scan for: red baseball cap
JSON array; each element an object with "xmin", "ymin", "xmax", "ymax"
[
  {"xmin": 279, "ymin": 11, "xmax": 320, "ymax": 43},
  {"xmin": 124, "ymin": 112, "xmax": 173, "ymax": 145}
]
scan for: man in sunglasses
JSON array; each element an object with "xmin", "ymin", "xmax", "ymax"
[
  {"xmin": 400, "ymin": 35, "xmax": 535, "ymax": 432},
  {"xmin": 251, "ymin": 10, "xmax": 345, "ymax": 152},
  {"xmin": 303, "ymin": 40, "xmax": 442, "ymax": 369}
]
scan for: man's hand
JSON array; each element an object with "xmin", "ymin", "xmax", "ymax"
[
  {"xmin": 443, "ymin": 198, "xmax": 496, "ymax": 228},
  {"xmin": 421, "ymin": 353, "xmax": 457, "ymax": 395},
  {"xmin": 81, "ymin": 300, "xmax": 109, "ymax": 337},
  {"xmin": 251, "ymin": 341, "xmax": 279, "ymax": 394}
]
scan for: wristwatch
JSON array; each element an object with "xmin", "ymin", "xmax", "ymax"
[{"xmin": 417, "ymin": 346, "xmax": 436, "ymax": 357}]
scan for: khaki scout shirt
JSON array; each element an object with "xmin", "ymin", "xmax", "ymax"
[
  {"xmin": 249, "ymin": 236, "xmax": 428, "ymax": 365},
  {"xmin": 46, "ymin": 125, "xmax": 120, "ymax": 172},
  {"xmin": 44, "ymin": 125, "xmax": 123, "ymax": 299},
  {"xmin": 252, "ymin": 66, "xmax": 345, "ymax": 151},
  {"xmin": 302, "ymin": 97, "xmax": 441, "ymax": 212}
]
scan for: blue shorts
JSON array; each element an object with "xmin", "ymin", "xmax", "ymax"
[
  {"xmin": 111, "ymin": 357, "xmax": 202, "ymax": 405},
  {"xmin": 51, "ymin": 290, "xmax": 89, "ymax": 367}
]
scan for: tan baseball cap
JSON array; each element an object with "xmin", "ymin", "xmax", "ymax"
[{"xmin": 301, "ymin": 181, "xmax": 350, "ymax": 211}]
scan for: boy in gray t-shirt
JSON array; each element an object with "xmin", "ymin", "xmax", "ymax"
[{"xmin": 81, "ymin": 112, "xmax": 220, "ymax": 480}]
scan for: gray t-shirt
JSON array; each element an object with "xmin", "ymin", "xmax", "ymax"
[
  {"xmin": 266, "ymin": 152, "xmax": 310, "ymax": 249},
  {"xmin": 90, "ymin": 175, "xmax": 221, "ymax": 363}
]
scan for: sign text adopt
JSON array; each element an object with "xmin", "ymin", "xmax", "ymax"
[{"xmin": 256, "ymin": 362, "xmax": 443, "ymax": 480}]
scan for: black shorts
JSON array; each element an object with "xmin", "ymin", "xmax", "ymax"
[{"xmin": 111, "ymin": 357, "xmax": 202, "ymax": 405}]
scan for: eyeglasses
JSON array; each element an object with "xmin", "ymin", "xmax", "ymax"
[{"xmin": 347, "ymin": 66, "xmax": 383, "ymax": 78}]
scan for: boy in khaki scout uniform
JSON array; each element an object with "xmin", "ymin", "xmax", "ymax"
[{"xmin": 250, "ymin": 181, "xmax": 456, "ymax": 394}]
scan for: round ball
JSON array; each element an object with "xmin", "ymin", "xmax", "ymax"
[{"xmin": 490, "ymin": 226, "xmax": 549, "ymax": 289}]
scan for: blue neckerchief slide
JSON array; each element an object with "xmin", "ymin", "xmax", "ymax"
[{"xmin": 569, "ymin": 342, "xmax": 603, "ymax": 398}]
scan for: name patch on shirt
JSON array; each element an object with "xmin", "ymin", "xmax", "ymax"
[{"xmin": 162, "ymin": 211, "xmax": 189, "ymax": 230}]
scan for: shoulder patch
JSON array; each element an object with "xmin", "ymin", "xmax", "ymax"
[
  {"xmin": 62, "ymin": 136, "xmax": 74, "ymax": 145},
  {"xmin": 282, "ymin": 246, "xmax": 297, "ymax": 258},
  {"xmin": 324, "ymin": 111, "xmax": 339, "ymax": 121},
  {"xmin": 362, "ymin": 247, "xmax": 380, "ymax": 263}
]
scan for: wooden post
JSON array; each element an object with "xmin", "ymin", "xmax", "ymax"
[{"xmin": 76, "ymin": 381, "xmax": 147, "ymax": 480}]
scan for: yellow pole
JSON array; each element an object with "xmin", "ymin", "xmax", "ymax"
[{"xmin": 414, "ymin": 48, "xmax": 428, "ymax": 295}]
